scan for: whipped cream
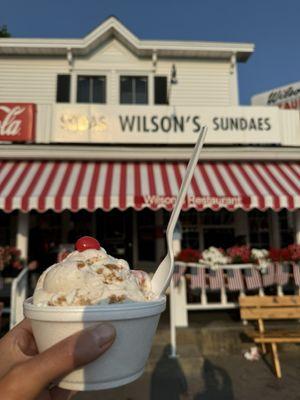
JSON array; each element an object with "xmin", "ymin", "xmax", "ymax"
[{"xmin": 33, "ymin": 248, "xmax": 155, "ymax": 306}]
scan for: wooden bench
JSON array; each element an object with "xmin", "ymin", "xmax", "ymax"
[{"xmin": 239, "ymin": 295, "xmax": 300, "ymax": 378}]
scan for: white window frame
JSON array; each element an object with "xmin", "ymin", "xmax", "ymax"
[{"xmin": 70, "ymin": 70, "xmax": 110, "ymax": 103}]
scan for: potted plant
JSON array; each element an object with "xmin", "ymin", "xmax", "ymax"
[{"xmin": 0, "ymin": 246, "xmax": 25, "ymax": 279}]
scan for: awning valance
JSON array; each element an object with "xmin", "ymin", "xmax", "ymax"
[{"xmin": 0, "ymin": 161, "xmax": 299, "ymax": 212}]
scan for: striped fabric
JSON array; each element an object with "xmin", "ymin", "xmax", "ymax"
[
  {"xmin": 292, "ymin": 262, "xmax": 300, "ymax": 286},
  {"xmin": 244, "ymin": 267, "xmax": 262, "ymax": 290},
  {"xmin": 262, "ymin": 264, "xmax": 275, "ymax": 287},
  {"xmin": 173, "ymin": 264, "xmax": 186, "ymax": 286},
  {"xmin": 208, "ymin": 269, "xmax": 224, "ymax": 290},
  {"xmin": 275, "ymin": 262, "xmax": 290, "ymax": 285},
  {"xmin": 0, "ymin": 161, "xmax": 299, "ymax": 212},
  {"xmin": 226, "ymin": 269, "xmax": 244, "ymax": 291},
  {"xmin": 190, "ymin": 267, "xmax": 206, "ymax": 289}
]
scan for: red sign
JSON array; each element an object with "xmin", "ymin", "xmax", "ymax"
[{"xmin": 0, "ymin": 103, "xmax": 35, "ymax": 142}]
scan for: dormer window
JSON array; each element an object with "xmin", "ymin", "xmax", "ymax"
[
  {"xmin": 77, "ymin": 76, "xmax": 106, "ymax": 103},
  {"xmin": 120, "ymin": 76, "xmax": 148, "ymax": 104}
]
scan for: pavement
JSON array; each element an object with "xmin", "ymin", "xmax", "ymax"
[{"xmin": 74, "ymin": 310, "xmax": 300, "ymax": 400}]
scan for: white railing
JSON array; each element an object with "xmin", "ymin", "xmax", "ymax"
[
  {"xmin": 169, "ymin": 262, "xmax": 299, "ymax": 357},
  {"xmin": 9, "ymin": 268, "xmax": 28, "ymax": 329}
]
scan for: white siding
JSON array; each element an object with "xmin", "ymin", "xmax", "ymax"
[
  {"xmin": 0, "ymin": 58, "xmax": 68, "ymax": 103},
  {"xmin": 74, "ymin": 38, "xmax": 233, "ymax": 106},
  {"xmin": 0, "ymin": 37, "xmax": 233, "ymax": 106},
  {"xmin": 156, "ymin": 60, "xmax": 231, "ymax": 106}
]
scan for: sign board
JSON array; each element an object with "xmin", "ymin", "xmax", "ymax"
[
  {"xmin": 251, "ymin": 81, "xmax": 300, "ymax": 109},
  {"xmin": 52, "ymin": 105, "xmax": 282, "ymax": 144},
  {"xmin": 0, "ymin": 103, "xmax": 36, "ymax": 142}
]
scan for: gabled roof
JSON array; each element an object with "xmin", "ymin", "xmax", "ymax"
[{"xmin": 0, "ymin": 16, "xmax": 254, "ymax": 61}]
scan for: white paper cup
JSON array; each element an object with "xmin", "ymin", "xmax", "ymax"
[{"xmin": 24, "ymin": 296, "xmax": 166, "ymax": 391}]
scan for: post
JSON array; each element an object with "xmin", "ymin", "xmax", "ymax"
[
  {"xmin": 169, "ymin": 278, "xmax": 177, "ymax": 358},
  {"xmin": 169, "ymin": 276, "xmax": 188, "ymax": 358},
  {"xmin": 17, "ymin": 212, "xmax": 29, "ymax": 260},
  {"xmin": 270, "ymin": 211, "xmax": 280, "ymax": 247},
  {"xmin": 220, "ymin": 284, "xmax": 227, "ymax": 305},
  {"xmin": 234, "ymin": 209, "xmax": 249, "ymax": 244},
  {"xmin": 201, "ymin": 285, "xmax": 208, "ymax": 305},
  {"xmin": 294, "ymin": 210, "xmax": 300, "ymax": 244},
  {"xmin": 277, "ymin": 284, "xmax": 284, "ymax": 296}
]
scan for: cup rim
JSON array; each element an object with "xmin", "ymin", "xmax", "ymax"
[{"xmin": 24, "ymin": 296, "xmax": 166, "ymax": 321}]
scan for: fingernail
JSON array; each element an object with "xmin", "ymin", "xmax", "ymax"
[{"xmin": 92, "ymin": 323, "xmax": 115, "ymax": 347}]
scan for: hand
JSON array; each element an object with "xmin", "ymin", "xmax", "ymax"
[{"xmin": 0, "ymin": 319, "xmax": 116, "ymax": 400}]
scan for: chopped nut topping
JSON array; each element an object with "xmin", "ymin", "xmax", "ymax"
[
  {"xmin": 56, "ymin": 295, "xmax": 66, "ymax": 305},
  {"xmin": 108, "ymin": 294, "xmax": 126, "ymax": 304},
  {"xmin": 77, "ymin": 297, "xmax": 92, "ymax": 306},
  {"xmin": 96, "ymin": 268, "xmax": 104, "ymax": 274},
  {"xmin": 86, "ymin": 257, "xmax": 99, "ymax": 265},
  {"xmin": 103, "ymin": 272, "xmax": 117, "ymax": 284},
  {"xmin": 105, "ymin": 263, "xmax": 120, "ymax": 271},
  {"xmin": 48, "ymin": 295, "xmax": 66, "ymax": 306},
  {"xmin": 77, "ymin": 261, "xmax": 85, "ymax": 269}
]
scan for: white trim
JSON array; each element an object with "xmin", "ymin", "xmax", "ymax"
[
  {"xmin": 0, "ymin": 16, "xmax": 254, "ymax": 61},
  {"xmin": 1, "ymin": 145, "xmax": 300, "ymax": 161},
  {"xmin": 229, "ymin": 53, "xmax": 239, "ymax": 105}
]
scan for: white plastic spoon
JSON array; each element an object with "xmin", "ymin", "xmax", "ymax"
[{"xmin": 151, "ymin": 126, "xmax": 208, "ymax": 297}]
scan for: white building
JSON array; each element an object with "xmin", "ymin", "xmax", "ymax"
[
  {"xmin": 252, "ymin": 81, "xmax": 300, "ymax": 109},
  {"xmin": 0, "ymin": 16, "xmax": 300, "ymax": 273}
]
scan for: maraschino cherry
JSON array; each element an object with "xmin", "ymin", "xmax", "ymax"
[{"xmin": 75, "ymin": 236, "xmax": 101, "ymax": 252}]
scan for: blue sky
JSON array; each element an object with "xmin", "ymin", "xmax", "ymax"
[{"xmin": 1, "ymin": 0, "xmax": 300, "ymax": 104}]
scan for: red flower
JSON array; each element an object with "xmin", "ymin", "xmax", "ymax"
[
  {"xmin": 269, "ymin": 248, "xmax": 282, "ymax": 262},
  {"xmin": 287, "ymin": 244, "xmax": 300, "ymax": 262},
  {"xmin": 0, "ymin": 246, "xmax": 24, "ymax": 272},
  {"xmin": 227, "ymin": 246, "xmax": 251, "ymax": 264},
  {"xmin": 175, "ymin": 248, "xmax": 202, "ymax": 263}
]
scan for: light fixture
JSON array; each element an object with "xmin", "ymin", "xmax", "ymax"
[{"xmin": 171, "ymin": 64, "xmax": 177, "ymax": 84}]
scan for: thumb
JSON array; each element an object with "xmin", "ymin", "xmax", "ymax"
[{"xmin": 0, "ymin": 323, "xmax": 115, "ymax": 400}]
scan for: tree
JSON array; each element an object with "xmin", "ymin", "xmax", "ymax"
[{"xmin": 0, "ymin": 25, "xmax": 11, "ymax": 38}]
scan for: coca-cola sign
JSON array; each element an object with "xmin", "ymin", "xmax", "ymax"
[{"xmin": 0, "ymin": 103, "xmax": 35, "ymax": 142}]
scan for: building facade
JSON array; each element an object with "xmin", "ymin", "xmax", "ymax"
[{"xmin": 0, "ymin": 17, "xmax": 300, "ymax": 273}]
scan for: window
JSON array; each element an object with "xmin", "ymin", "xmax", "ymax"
[
  {"xmin": 248, "ymin": 210, "xmax": 270, "ymax": 248},
  {"xmin": 279, "ymin": 210, "xmax": 294, "ymax": 247},
  {"xmin": 180, "ymin": 210, "xmax": 200, "ymax": 250},
  {"xmin": 120, "ymin": 76, "xmax": 148, "ymax": 104},
  {"xmin": 56, "ymin": 75, "xmax": 70, "ymax": 103},
  {"xmin": 77, "ymin": 76, "xmax": 106, "ymax": 103},
  {"xmin": 154, "ymin": 76, "xmax": 168, "ymax": 104},
  {"xmin": 202, "ymin": 209, "xmax": 235, "ymax": 249}
]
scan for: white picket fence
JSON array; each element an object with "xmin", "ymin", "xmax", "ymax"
[{"xmin": 169, "ymin": 262, "xmax": 300, "ymax": 357}]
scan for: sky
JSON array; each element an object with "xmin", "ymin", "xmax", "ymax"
[{"xmin": 1, "ymin": 0, "xmax": 300, "ymax": 104}]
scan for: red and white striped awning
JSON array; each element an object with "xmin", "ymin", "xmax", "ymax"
[{"xmin": 0, "ymin": 161, "xmax": 299, "ymax": 212}]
